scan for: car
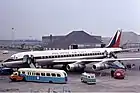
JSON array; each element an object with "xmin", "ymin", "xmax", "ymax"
[
  {"xmin": 2, "ymin": 50, "xmax": 9, "ymax": 54},
  {"xmin": 113, "ymin": 69, "xmax": 125, "ymax": 79},
  {"xmin": 81, "ymin": 72, "xmax": 96, "ymax": 85},
  {"xmin": 0, "ymin": 67, "xmax": 14, "ymax": 75}
]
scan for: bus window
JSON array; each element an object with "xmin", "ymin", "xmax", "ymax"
[
  {"xmin": 57, "ymin": 74, "xmax": 61, "ymax": 77},
  {"xmin": 30, "ymin": 72, "xmax": 32, "ymax": 75},
  {"xmin": 32, "ymin": 72, "xmax": 35, "ymax": 75},
  {"xmin": 91, "ymin": 76, "xmax": 95, "ymax": 78},
  {"xmin": 36, "ymin": 72, "xmax": 40, "ymax": 76},
  {"xmin": 51, "ymin": 73, "xmax": 56, "ymax": 77},
  {"xmin": 28, "ymin": 72, "xmax": 30, "ymax": 75},
  {"xmin": 41, "ymin": 73, "xmax": 45, "ymax": 76},
  {"xmin": 22, "ymin": 71, "xmax": 25, "ymax": 74},
  {"xmin": 46, "ymin": 73, "xmax": 50, "ymax": 76}
]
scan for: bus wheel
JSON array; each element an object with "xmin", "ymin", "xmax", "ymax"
[
  {"xmin": 62, "ymin": 65, "xmax": 67, "ymax": 71},
  {"xmin": 22, "ymin": 77, "xmax": 25, "ymax": 81},
  {"xmin": 49, "ymin": 81, "xmax": 53, "ymax": 83},
  {"xmin": 50, "ymin": 65, "xmax": 53, "ymax": 68},
  {"xmin": 81, "ymin": 78, "xmax": 84, "ymax": 82},
  {"xmin": 47, "ymin": 65, "xmax": 53, "ymax": 68}
]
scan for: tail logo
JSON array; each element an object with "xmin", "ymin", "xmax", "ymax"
[{"xmin": 106, "ymin": 29, "xmax": 122, "ymax": 48}]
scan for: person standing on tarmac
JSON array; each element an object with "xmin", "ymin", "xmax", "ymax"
[
  {"xmin": 139, "ymin": 66, "xmax": 140, "ymax": 71},
  {"xmin": 111, "ymin": 69, "xmax": 115, "ymax": 77}
]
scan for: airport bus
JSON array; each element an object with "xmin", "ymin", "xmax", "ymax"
[{"xmin": 10, "ymin": 68, "xmax": 68, "ymax": 83}]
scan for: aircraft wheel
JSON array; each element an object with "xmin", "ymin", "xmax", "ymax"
[
  {"xmin": 50, "ymin": 65, "xmax": 53, "ymax": 68},
  {"xmin": 62, "ymin": 65, "xmax": 68, "ymax": 71},
  {"xmin": 80, "ymin": 68, "xmax": 85, "ymax": 73},
  {"xmin": 41, "ymin": 66, "xmax": 44, "ymax": 68},
  {"xmin": 46, "ymin": 65, "xmax": 53, "ymax": 68}
]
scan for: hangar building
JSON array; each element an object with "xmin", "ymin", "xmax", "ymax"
[
  {"xmin": 102, "ymin": 31, "xmax": 140, "ymax": 48},
  {"xmin": 42, "ymin": 31, "xmax": 103, "ymax": 49}
]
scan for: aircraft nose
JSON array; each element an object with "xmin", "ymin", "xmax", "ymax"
[
  {"xmin": 1, "ymin": 63, "xmax": 4, "ymax": 66},
  {"xmin": 1, "ymin": 63, "xmax": 6, "ymax": 67}
]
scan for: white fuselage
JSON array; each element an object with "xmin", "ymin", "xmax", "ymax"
[
  {"xmin": 11, "ymin": 47, "xmax": 121, "ymax": 60},
  {"xmin": 12, "ymin": 48, "xmax": 121, "ymax": 58},
  {"xmin": 2, "ymin": 47, "xmax": 122, "ymax": 68}
]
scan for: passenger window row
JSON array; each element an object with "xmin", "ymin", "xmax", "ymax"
[
  {"xmin": 39, "ymin": 52, "xmax": 104, "ymax": 59},
  {"xmin": 23, "ymin": 71, "xmax": 62, "ymax": 77},
  {"xmin": 82, "ymin": 75, "xmax": 95, "ymax": 78}
]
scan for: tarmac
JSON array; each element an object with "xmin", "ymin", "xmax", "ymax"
[{"xmin": 0, "ymin": 50, "xmax": 140, "ymax": 92}]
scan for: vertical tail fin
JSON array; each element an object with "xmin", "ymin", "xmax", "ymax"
[{"xmin": 106, "ymin": 29, "xmax": 122, "ymax": 48}]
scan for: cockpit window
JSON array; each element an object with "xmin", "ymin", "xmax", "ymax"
[{"xmin": 11, "ymin": 55, "xmax": 16, "ymax": 59}]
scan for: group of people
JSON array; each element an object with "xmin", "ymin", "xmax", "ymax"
[{"xmin": 125, "ymin": 63, "xmax": 139, "ymax": 70}]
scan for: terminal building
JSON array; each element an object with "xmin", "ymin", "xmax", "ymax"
[
  {"xmin": 42, "ymin": 30, "xmax": 103, "ymax": 49},
  {"xmin": 0, "ymin": 40, "xmax": 42, "ymax": 50}
]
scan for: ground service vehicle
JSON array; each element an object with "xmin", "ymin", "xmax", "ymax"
[
  {"xmin": 2, "ymin": 50, "xmax": 9, "ymax": 54},
  {"xmin": 81, "ymin": 72, "xmax": 96, "ymax": 84},
  {"xmin": 10, "ymin": 68, "xmax": 68, "ymax": 83},
  {"xmin": 113, "ymin": 69, "xmax": 125, "ymax": 79},
  {"xmin": 10, "ymin": 72, "xmax": 24, "ymax": 81},
  {"xmin": 0, "ymin": 67, "xmax": 13, "ymax": 75}
]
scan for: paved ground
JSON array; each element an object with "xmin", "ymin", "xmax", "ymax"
[
  {"xmin": 0, "ymin": 50, "xmax": 140, "ymax": 92},
  {"xmin": 0, "ymin": 50, "xmax": 17, "ymax": 61},
  {"xmin": 1, "ymin": 70, "xmax": 140, "ymax": 92}
]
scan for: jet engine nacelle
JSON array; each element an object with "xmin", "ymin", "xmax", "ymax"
[
  {"xmin": 92, "ymin": 62, "xmax": 109, "ymax": 71},
  {"xmin": 66, "ymin": 63, "xmax": 85, "ymax": 71}
]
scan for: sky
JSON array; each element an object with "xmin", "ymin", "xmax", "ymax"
[{"xmin": 0, "ymin": 0, "xmax": 140, "ymax": 40}]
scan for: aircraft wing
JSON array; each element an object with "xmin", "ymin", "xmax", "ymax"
[
  {"xmin": 2, "ymin": 61, "xmax": 26, "ymax": 66},
  {"xmin": 84, "ymin": 58, "xmax": 140, "ymax": 64},
  {"xmin": 52, "ymin": 58, "xmax": 140, "ymax": 64}
]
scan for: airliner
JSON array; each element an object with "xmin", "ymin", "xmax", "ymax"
[{"xmin": 2, "ymin": 29, "xmax": 140, "ymax": 71}]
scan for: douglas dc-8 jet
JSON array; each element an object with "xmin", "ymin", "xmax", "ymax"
[{"xmin": 2, "ymin": 29, "xmax": 140, "ymax": 71}]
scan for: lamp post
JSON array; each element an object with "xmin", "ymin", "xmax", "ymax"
[
  {"xmin": 11, "ymin": 28, "xmax": 15, "ymax": 46},
  {"xmin": 29, "ymin": 36, "xmax": 33, "ymax": 40}
]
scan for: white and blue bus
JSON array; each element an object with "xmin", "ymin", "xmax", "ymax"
[{"xmin": 10, "ymin": 68, "xmax": 68, "ymax": 83}]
